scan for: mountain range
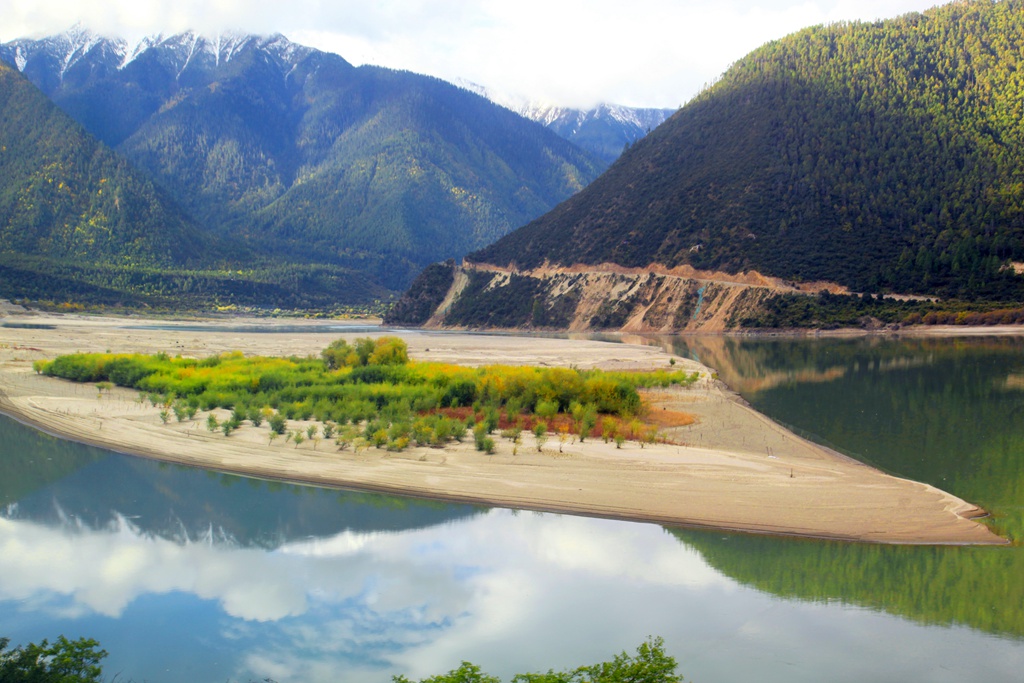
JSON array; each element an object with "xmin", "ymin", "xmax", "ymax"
[
  {"xmin": 390, "ymin": 0, "xmax": 1024, "ymax": 331},
  {"xmin": 0, "ymin": 27, "xmax": 602, "ymax": 301},
  {"xmin": 455, "ymin": 80, "xmax": 675, "ymax": 165},
  {"xmin": 0, "ymin": 55, "xmax": 390, "ymax": 311}
]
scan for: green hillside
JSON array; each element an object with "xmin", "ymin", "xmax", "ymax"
[
  {"xmin": 242, "ymin": 66, "xmax": 597, "ymax": 289},
  {"xmin": 0, "ymin": 61, "xmax": 204, "ymax": 268},
  {"xmin": 0, "ymin": 62, "xmax": 388, "ymax": 310},
  {"xmin": 470, "ymin": 0, "xmax": 1024, "ymax": 301}
]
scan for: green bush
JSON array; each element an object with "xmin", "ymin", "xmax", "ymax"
[
  {"xmin": 394, "ymin": 636, "xmax": 680, "ymax": 683},
  {"xmin": 0, "ymin": 636, "xmax": 107, "ymax": 683}
]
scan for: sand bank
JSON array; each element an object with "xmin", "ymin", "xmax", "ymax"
[{"xmin": 0, "ymin": 313, "xmax": 1006, "ymax": 545}]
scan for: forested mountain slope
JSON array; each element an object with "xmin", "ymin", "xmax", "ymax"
[
  {"xmin": 469, "ymin": 0, "xmax": 1024, "ymax": 302},
  {"xmin": 0, "ymin": 61, "xmax": 203, "ymax": 268},
  {"xmin": 0, "ymin": 61, "xmax": 388, "ymax": 310},
  {"xmin": 1, "ymin": 30, "xmax": 601, "ymax": 292}
]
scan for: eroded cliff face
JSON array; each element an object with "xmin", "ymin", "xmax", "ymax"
[{"xmin": 399, "ymin": 262, "xmax": 839, "ymax": 333}]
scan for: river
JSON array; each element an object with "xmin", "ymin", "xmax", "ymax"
[{"xmin": 1, "ymin": 333, "xmax": 1022, "ymax": 682}]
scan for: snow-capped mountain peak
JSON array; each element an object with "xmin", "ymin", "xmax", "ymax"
[
  {"xmin": 451, "ymin": 77, "xmax": 675, "ymax": 164},
  {"xmin": 2, "ymin": 24, "xmax": 127, "ymax": 83},
  {"xmin": 1, "ymin": 26, "xmax": 318, "ymax": 86}
]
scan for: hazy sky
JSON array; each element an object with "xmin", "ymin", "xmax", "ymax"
[{"xmin": 0, "ymin": 0, "xmax": 945, "ymax": 108}]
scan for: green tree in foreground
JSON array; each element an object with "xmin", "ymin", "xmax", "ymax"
[
  {"xmin": 393, "ymin": 637, "xmax": 681, "ymax": 683},
  {"xmin": 0, "ymin": 635, "xmax": 679, "ymax": 683},
  {"xmin": 0, "ymin": 636, "xmax": 107, "ymax": 683}
]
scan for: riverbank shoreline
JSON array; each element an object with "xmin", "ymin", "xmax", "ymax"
[{"xmin": 0, "ymin": 313, "xmax": 1008, "ymax": 545}]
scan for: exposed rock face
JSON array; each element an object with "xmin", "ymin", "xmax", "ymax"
[{"xmin": 385, "ymin": 261, "xmax": 835, "ymax": 332}]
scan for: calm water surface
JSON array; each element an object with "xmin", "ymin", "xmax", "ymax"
[{"xmin": 1, "ymin": 334, "xmax": 1023, "ymax": 682}]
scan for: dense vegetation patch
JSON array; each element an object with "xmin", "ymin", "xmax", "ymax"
[
  {"xmin": 35, "ymin": 337, "xmax": 697, "ymax": 452},
  {"xmin": 0, "ymin": 253, "xmax": 392, "ymax": 312},
  {"xmin": 740, "ymin": 291, "xmax": 1024, "ymax": 329}
]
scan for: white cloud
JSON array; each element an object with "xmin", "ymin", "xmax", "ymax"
[
  {"xmin": 0, "ymin": 515, "xmax": 310, "ymax": 620},
  {"xmin": 0, "ymin": 0, "xmax": 943, "ymax": 107}
]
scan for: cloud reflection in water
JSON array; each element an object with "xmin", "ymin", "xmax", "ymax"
[
  {"xmin": 3, "ymin": 507, "xmax": 1021, "ymax": 683},
  {"xmin": 0, "ymin": 506, "xmax": 723, "ymax": 681}
]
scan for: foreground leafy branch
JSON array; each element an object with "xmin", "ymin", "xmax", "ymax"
[
  {"xmin": 0, "ymin": 635, "xmax": 682, "ymax": 683},
  {"xmin": 394, "ymin": 637, "xmax": 683, "ymax": 683},
  {"xmin": 0, "ymin": 636, "xmax": 106, "ymax": 683}
]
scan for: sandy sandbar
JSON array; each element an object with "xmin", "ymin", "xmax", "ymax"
[{"xmin": 0, "ymin": 312, "xmax": 1007, "ymax": 545}]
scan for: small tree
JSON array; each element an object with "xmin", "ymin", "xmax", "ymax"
[
  {"xmin": 354, "ymin": 337, "xmax": 376, "ymax": 366},
  {"xmin": 472, "ymin": 422, "xmax": 496, "ymax": 454},
  {"xmin": 369, "ymin": 336, "xmax": 410, "ymax": 365},
  {"xmin": 501, "ymin": 425, "xmax": 523, "ymax": 443},
  {"xmin": 504, "ymin": 397, "xmax": 523, "ymax": 423},
  {"xmin": 533, "ymin": 421, "xmax": 548, "ymax": 452},
  {"xmin": 206, "ymin": 413, "xmax": 219, "ymax": 432},
  {"xmin": 248, "ymin": 406, "xmax": 264, "ymax": 427},
  {"xmin": 337, "ymin": 425, "xmax": 357, "ymax": 451},
  {"xmin": 322, "ymin": 338, "xmax": 354, "ymax": 370},
  {"xmin": 483, "ymin": 406, "xmax": 500, "ymax": 434},
  {"xmin": 413, "ymin": 418, "xmax": 435, "ymax": 447},
  {"xmin": 570, "ymin": 400, "xmax": 585, "ymax": 430},
  {"xmin": 578, "ymin": 404, "xmax": 598, "ymax": 443},
  {"xmin": 269, "ymin": 412, "xmax": 287, "ymax": 435},
  {"xmin": 535, "ymin": 399, "xmax": 558, "ymax": 421},
  {"xmin": 452, "ymin": 419, "xmax": 468, "ymax": 443},
  {"xmin": 172, "ymin": 399, "xmax": 189, "ymax": 422},
  {"xmin": 601, "ymin": 416, "xmax": 618, "ymax": 444},
  {"xmin": 433, "ymin": 416, "xmax": 453, "ymax": 446},
  {"xmin": 628, "ymin": 419, "xmax": 645, "ymax": 442}
]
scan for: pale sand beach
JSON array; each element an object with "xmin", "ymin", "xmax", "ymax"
[{"xmin": 0, "ymin": 312, "xmax": 1007, "ymax": 545}]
